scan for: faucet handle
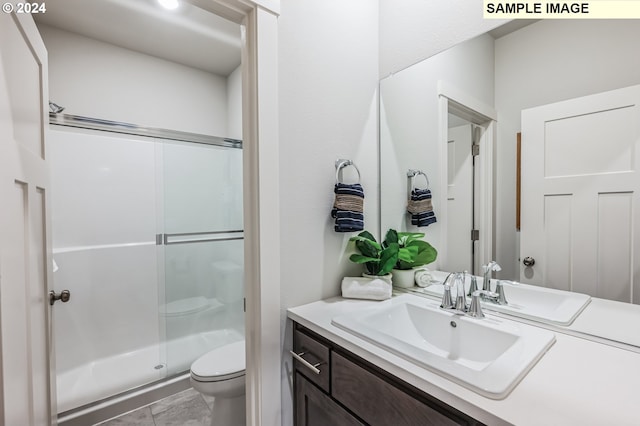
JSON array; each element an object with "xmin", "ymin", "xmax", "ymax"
[
  {"xmin": 440, "ymin": 285, "xmax": 454, "ymax": 309},
  {"xmin": 496, "ymin": 281, "xmax": 508, "ymax": 305},
  {"xmin": 482, "ymin": 260, "xmax": 502, "ymax": 273},
  {"xmin": 454, "ymin": 273, "xmax": 467, "ymax": 312},
  {"xmin": 468, "ymin": 292, "xmax": 485, "ymax": 318},
  {"xmin": 467, "ymin": 275, "xmax": 478, "ymax": 297}
]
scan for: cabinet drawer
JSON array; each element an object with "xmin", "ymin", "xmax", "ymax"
[
  {"xmin": 332, "ymin": 352, "xmax": 471, "ymax": 426},
  {"xmin": 293, "ymin": 328, "xmax": 330, "ymax": 392}
]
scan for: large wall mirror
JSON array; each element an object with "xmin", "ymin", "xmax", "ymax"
[{"xmin": 380, "ymin": 19, "xmax": 640, "ymax": 348}]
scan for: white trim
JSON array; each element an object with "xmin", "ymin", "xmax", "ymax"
[
  {"xmin": 438, "ymin": 85, "xmax": 496, "ymax": 272},
  {"xmin": 437, "ymin": 96, "xmax": 450, "ymax": 270},
  {"xmin": 187, "ymin": 1, "xmax": 280, "ymax": 425},
  {"xmin": 479, "ymin": 121, "xmax": 496, "ymax": 266},
  {"xmin": 437, "ymin": 80, "xmax": 497, "ymax": 122},
  {"xmin": 242, "ymin": 0, "xmax": 280, "ymax": 14},
  {"xmin": 186, "ymin": 0, "xmax": 280, "ymax": 22},
  {"xmin": 241, "ymin": 7, "xmax": 281, "ymax": 426}
]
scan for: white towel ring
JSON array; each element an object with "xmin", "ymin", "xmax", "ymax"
[
  {"xmin": 407, "ymin": 169, "xmax": 430, "ymax": 190},
  {"xmin": 335, "ymin": 159, "xmax": 361, "ymax": 184}
]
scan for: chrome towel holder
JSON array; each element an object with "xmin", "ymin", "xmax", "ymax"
[
  {"xmin": 335, "ymin": 158, "xmax": 361, "ymax": 184},
  {"xmin": 407, "ymin": 169, "xmax": 430, "ymax": 190}
]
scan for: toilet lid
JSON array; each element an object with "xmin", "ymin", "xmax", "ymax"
[
  {"xmin": 159, "ymin": 297, "xmax": 210, "ymax": 317},
  {"xmin": 191, "ymin": 340, "xmax": 245, "ymax": 382}
]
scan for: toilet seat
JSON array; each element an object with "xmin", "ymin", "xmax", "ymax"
[
  {"xmin": 190, "ymin": 340, "xmax": 245, "ymax": 383},
  {"xmin": 159, "ymin": 297, "xmax": 211, "ymax": 317}
]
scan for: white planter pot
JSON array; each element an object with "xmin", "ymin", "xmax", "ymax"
[{"xmin": 391, "ymin": 268, "xmax": 417, "ymax": 288}]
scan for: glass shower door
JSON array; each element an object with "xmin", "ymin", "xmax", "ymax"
[{"xmin": 159, "ymin": 139, "xmax": 244, "ymax": 376}]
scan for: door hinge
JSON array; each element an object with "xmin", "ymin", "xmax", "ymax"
[
  {"xmin": 472, "ymin": 144, "xmax": 480, "ymax": 157},
  {"xmin": 471, "ymin": 229, "xmax": 480, "ymax": 241}
]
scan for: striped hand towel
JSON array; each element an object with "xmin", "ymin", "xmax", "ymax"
[
  {"xmin": 407, "ymin": 188, "xmax": 437, "ymax": 227},
  {"xmin": 331, "ymin": 183, "xmax": 364, "ymax": 232}
]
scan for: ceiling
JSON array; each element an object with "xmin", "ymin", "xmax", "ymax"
[{"xmin": 34, "ymin": 0, "xmax": 241, "ymax": 76}]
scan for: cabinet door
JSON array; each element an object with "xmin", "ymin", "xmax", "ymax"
[
  {"xmin": 295, "ymin": 373, "xmax": 363, "ymax": 426},
  {"xmin": 332, "ymin": 352, "xmax": 472, "ymax": 426}
]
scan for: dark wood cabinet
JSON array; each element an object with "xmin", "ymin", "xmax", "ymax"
[
  {"xmin": 292, "ymin": 323, "xmax": 483, "ymax": 426},
  {"xmin": 296, "ymin": 372, "xmax": 364, "ymax": 426}
]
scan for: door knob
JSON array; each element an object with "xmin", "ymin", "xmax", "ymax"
[
  {"xmin": 523, "ymin": 257, "xmax": 536, "ymax": 267},
  {"xmin": 49, "ymin": 289, "xmax": 71, "ymax": 306}
]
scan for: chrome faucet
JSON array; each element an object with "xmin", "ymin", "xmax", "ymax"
[
  {"xmin": 482, "ymin": 261, "xmax": 502, "ymax": 291},
  {"xmin": 440, "ymin": 272, "xmax": 486, "ymax": 318},
  {"xmin": 453, "ymin": 272, "xmax": 467, "ymax": 312},
  {"xmin": 475, "ymin": 280, "xmax": 508, "ymax": 305},
  {"xmin": 440, "ymin": 273, "xmax": 455, "ymax": 309}
]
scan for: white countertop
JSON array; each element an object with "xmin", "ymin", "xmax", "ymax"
[
  {"xmin": 566, "ymin": 297, "xmax": 640, "ymax": 347},
  {"xmin": 287, "ymin": 292, "xmax": 640, "ymax": 426}
]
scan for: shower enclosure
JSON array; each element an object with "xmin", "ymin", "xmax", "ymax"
[{"xmin": 48, "ymin": 116, "xmax": 244, "ymax": 417}]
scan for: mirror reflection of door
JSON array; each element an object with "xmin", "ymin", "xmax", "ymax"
[
  {"xmin": 520, "ymin": 84, "xmax": 640, "ymax": 304},
  {"xmin": 445, "ymin": 109, "xmax": 487, "ymax": 276},
  {"xmin": 446, "ymin": 117, "xmax": 474, "ymax": 273}
]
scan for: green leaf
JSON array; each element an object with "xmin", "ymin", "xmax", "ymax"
[
  {"xmin": 378, "ymin": 243, "xmax": 399, "ymax": 275},
  {"xmin": 356, "ymin": 240, "xmax": 380, "ymax": 258},
  {"xmin": 355, "ymin": 230, "xmax": 377, "ymax": 242},
  {"xmin": 398, "ymin": 245, "xmax": 418, "ymax": 262},
  {"xmin": 412, "ymin": 243, "xmax": 438, "ymax": 267},
  {"xmin": 349, "ymin": 254, "xmax": 379, "ymax": 264},
  {"xmin": 397, "ymin": 232, "xmax": 425, "ymax": 247},
  {"xmin": 383, "ymin": 229, "xmax": 398, "ymax": 248},
  {"xmin": 406, "ymin": 240, "xmax": 429, "ymax": 250},
  {"xmin": 349, "ymin": 234, "xmax": 382, "ymax": 258}
]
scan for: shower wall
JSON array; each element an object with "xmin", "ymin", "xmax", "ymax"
[{"xmin": 38, "ymin": 24, "xmax": 242, "ymax": 137}]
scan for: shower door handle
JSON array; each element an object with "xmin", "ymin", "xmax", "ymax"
[{"xmin": 50, "ymin": 289, "xmax": 71, "ymax": 306}]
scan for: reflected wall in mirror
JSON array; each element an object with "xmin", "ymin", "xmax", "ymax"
[
  {"xmin": 380, "ymin": 32, "xmax": 496, "ymax": 276},
  {"xmin": 380, "ymin": 20, "xmax": 640, "ymax": 347}
]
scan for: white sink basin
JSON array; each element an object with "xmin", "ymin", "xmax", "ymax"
[
  {"xmin": 416, "ymin": 271, "xmax": 591, "ymax": 326},
  {"xmin": 332, "ymin": 297, "xmax": 555, "ymax": 399}
]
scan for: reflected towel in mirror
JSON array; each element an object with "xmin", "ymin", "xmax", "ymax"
[{"xmin": 407, "ymin": 188, "xmax": 437, "ymax": 227}]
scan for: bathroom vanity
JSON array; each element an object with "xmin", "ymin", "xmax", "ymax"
[
  {"xmin": 292, "ymin": 322, "xmax": 480, "ymax": 425},
  {"xmin": 288, "ymin": 292, "xmax": 640, "ymax": 425}
]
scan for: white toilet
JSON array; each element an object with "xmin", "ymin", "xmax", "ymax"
[{"xmin": 190, "ymin": 340, "xmax": 246, "ymax": 426}]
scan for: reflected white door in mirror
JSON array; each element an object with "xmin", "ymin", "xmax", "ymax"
[{"xmin": 521, "ymin": 84, "xmax": 640, "ymax": 305}]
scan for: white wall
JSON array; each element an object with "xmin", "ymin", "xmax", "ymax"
[
  {"xmin": 278, "ymin": 0, "xmax": 380, "ymax": 311},
  {"xmin": 38, "ymin": 24, "xmax": 231, "ymax": 136},
  {"xmin": 494, "ymin": 20, "xmax": 640, "ymax": 279},
  {"xmin": 378, "ymin": 0, "xmax": 507, "ymax": 78},
  {"xmin": 278, "ymin": 0, "xmax": 379, "ymax": 424},
  {"xmin": 227, "ymin": 65, "xmax": 242, "ymax": 140},
  {"xmin": 379, "ymin": 33, "xmax": 495, "ymax": 269}
]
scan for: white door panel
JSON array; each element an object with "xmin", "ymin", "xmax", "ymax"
[
  {"xmin": 0, "ymin": 12, "xmax": 55, "ymax": 425},
  {"xmin": 521, "ymin": 85, "xmax": 640, "ymax": 304},
  {"xmin": 446, "ymin": 124, "xmax": 473, "ymax": 272}
]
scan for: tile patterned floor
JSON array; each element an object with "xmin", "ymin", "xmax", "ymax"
[{"xmin": 98, "ymin": 388, "xmax": 216, "ymax": 426}]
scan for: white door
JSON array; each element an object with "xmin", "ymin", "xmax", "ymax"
[
  {"xmin": 520, "ymin": 85, "xmax": 640, "ymax": 304},
  {"xmin": 0, "ymin": 12, "xmax": 56, "ymax": 425},
  {"xmin": 446, "ymin": 123, "xmax": 474, "ymax": 273}
]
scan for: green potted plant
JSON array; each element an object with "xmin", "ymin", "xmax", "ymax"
[
  {"xmin": 386, "ymin": 229, "xmax": 437, "ymax": 288},
  {"xmin": 348, "ymin": 230, "xmax": 399, "ymax": 283}
]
